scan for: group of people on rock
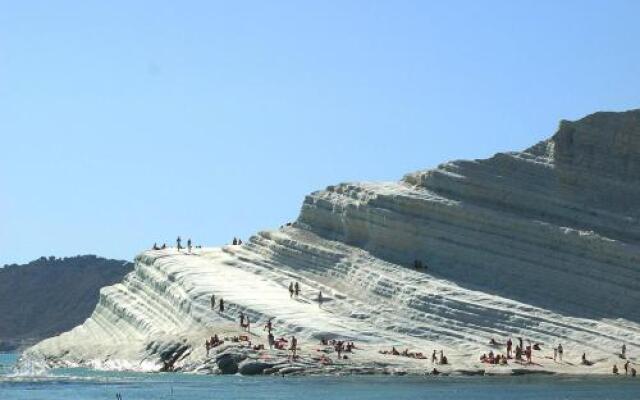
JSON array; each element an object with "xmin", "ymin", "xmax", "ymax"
[
  {"xmin": 231, "ymin": 237, "xmax": 243, "ymax": 245},
  {"xmin": 288, "ymin": 282, "xmax": 301, "ymax": 298},
  {"xmin": 480, "ymin": 351, "xmax": 508, "ymax": 365},
  {"xmin": 210, "ymin": 294, "xmax": 225, "ymax": 312},
  {"xmin": 379, "ymin": 347, "xmax": 444, "ymax": 363},
  {"xmin": 205, "ymin": 334, "xmax": 222, "ymax": 356},
  {"xmin": 612, "ymin": 344, "xmax": 637, "ymax": 376},
  {"xmin": 151, "ymin": 236, "xmax": 201, "ymax": 253},
  {"xmin": 489, "ymin": 337, "xmax": 538, "ymax": 364},
  {"xmin": 319, "ymin": 338, "xmax": 357, "ymax": 359}
]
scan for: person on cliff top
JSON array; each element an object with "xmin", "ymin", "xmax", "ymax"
[
  {"xmin": 176, "ymin": 236, "xmax": 182, "ymax": 251},
  {"xmin": 152, "ymin": 242, "xmax": 159, "ymax": 250},
  {"xmin": 294, "ymin": 282, "xmax": 300, "ymax": 297},
  {"xmin": 506, "ymin": 338, "xmax": 513, "ymax": 358},
  {"xmin": 431, "ymin": 350, "xmax": 437, "ymax": 363},
  {"xmin": 232, "ymin": 237, "xmax": 238, "ymax": 245},
  {"xmin": 289, "ymin": 282, "xmax": 294, "ymax": 298},
  {"xmin": 238, "ymin": 238, "xmax": 243, "ymax": 245},
  {"xmin": 210, "ymin": 294, "xmax": 215, "ymax": 309},
  {"xmin": 187, "ymin": 238, "xmax": 192, "ymax": 253},
  {"xmin": 318, "ymin": 291, "xmax": 324, "ymax": 307},
  {"xmin": 219, "ymin": 298, "xmax": 225, "ymax": 312}
]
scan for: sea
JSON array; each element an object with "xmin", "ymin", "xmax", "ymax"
[{"xmin": 1, "ymin": 353, "xmax": 638, "ymax": 400}]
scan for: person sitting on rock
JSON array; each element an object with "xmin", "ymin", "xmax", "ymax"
[
  {"xmin": 232, "ymin": 237, "xmax": 238, "ymax": 245},
  {"xmin": 613, "ymin": 364, "xmax": 619, "ymax": 375}
]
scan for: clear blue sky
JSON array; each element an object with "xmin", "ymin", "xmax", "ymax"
[{"xmin": 2, "ymin": 0, "xmax": 639, "ymax": 264}]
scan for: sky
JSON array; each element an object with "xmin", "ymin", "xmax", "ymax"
[{"xmin": 1, "ymin": 0, "xmax": 640, "ymax": 265}]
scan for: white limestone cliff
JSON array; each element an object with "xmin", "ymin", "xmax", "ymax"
[{"xmin": 22, "ymin": 110, "xmax": 640, "ymax": 375}]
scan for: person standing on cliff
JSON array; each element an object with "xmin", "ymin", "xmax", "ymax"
[
  {"xmin": 557, "ymin": 343, "xmax": 563, "ymax": 362},
  {"xmin": 219, "ymin": 298, "xmax": 225, "ymax": 312},
  {"xmin": 294, "ymin": 282, "xmax": 300, "ymax": 297},
  {"xmin": 210, "ymin": 294, "xmax": 215, "ymax": 310},
  {"xmin": 239, "ymin": 312, "xmax": 245, "ymax": 327},
  {"xmin": 318, "ymin": 291, "xmax": 324, "ymax": 307},
  {"xmin": 289, "ymin": 282, "xmax": 294, "ymax": 298},
  {"xmin": 506, "ymin": 338, "xmax": 513, "ymax": 358},
  {"xmin": 290, "ymin": 336, "xmax": 298, "ymax": 359},
  {"xmin": 176, "ymin": 236, "xmax": 182, "ymax": 251},
  {"xmin": 187, "ymin": 238, "xmax": 192, "ymax": 253}
]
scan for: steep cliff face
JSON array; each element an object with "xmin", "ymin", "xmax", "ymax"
[
  {"xmin": 24, "ymin": 110, "xmax": 640, "ymax": 374},
  {"xmin": 300, "ymin": 110, "xmax": 640, "ymax": 321}
]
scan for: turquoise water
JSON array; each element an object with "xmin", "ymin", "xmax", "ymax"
[{"xmin": 1, "ymin": 353, "xmax": 638, "ymax": 399}]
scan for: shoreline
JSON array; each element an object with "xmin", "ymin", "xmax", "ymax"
[{"xmin": 17, "ymin": 341, "xmax": 637, "ymax": 379}]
